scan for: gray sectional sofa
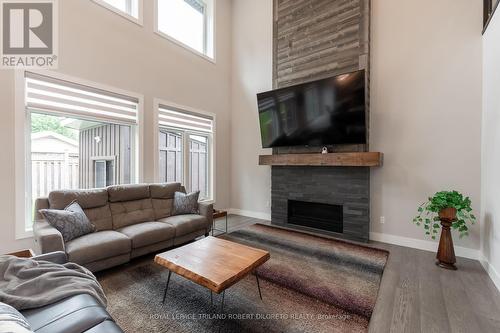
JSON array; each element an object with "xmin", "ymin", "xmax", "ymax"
[
  {"xmin": 33, "ymin": 183, "xmax": 213, "ymax": 272},
  {"xmin": 20, "ymin": 252, "xmax": 123, "ymax": 333}
]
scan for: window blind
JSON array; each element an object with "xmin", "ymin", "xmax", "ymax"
[
  {"xmin": 158, "ymin": 105, "xmax": 213, "ymax": 133},
  {"xmin": 25, "ymin": 72, "xmax": 139, "ymax": 125}
]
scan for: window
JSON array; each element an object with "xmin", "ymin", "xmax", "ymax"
[
  {"xmin": 159, "ymin": 131, "xmax": 183, "ymax": 183},
  {"xmin": 156, "ymin": 0, "xmax": 214, "ymax": 59},
  {"xmin": 94, "ymin": 158, "xmax": 115, "ymax": 188},
  {"xmin": 157, "ymin": 104, "xmax": 214, "ymax": 200},
  {"xmin": 24, "ymin": 72, "xmax": 139, "ymax": 231},
  {"xmin": 93, "ymin": 0, "xmax": 142, "ymax": 24}
]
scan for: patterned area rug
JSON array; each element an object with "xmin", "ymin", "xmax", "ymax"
[{"xmin": 97, "ymin": 224, "xmax": 389, "ymax": 333}]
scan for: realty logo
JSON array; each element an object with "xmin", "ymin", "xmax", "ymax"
[{"xmin": 1, "ymin": 0, "xmax": 58, "ymax": 68}]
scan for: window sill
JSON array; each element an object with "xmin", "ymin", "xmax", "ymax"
[
  {"xmin": 16, "ymin": 229, "xmax": 34, "ymax": 240},
  {"xmin": 154, "ymin": 30, "xmax": 216, "ymax": 64},
  {"xmin": 92, "ymin": 0, "xmax": 143, "ymax": 27},
  {"xmin": 200, "ymin": 199, "xmax": 214, "ymax": 205}
]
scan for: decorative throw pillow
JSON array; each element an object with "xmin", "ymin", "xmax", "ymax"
[
  {"xmin": 0, "ymin": 302, "xmax": 34, "ymax": 333},
  {"xmin": 172, "ymin": 191, "xmax": 200, "ymax": 215},
  {"xmin": 39, "ymin": 201, "xmax": 95, "ymax": 243}
]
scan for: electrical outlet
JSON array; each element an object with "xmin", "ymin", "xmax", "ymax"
[{"xmin": 380, "ymin": 216, "xmax": 385, "ymax": 224}]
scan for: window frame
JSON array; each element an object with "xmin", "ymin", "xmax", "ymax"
[
  {"xmin": 15, "ymin": 70, "xmax": 144, "ymax": 239},
  {"xmin": 92, "ymin": 156, "xmax": 117, "ymax": 188},
  {"xmin": 158, "ymin": 129, "xmax": 184, "ymax": 184},
  {"xmin": 187, "ymin": 132, "xmax": 210, "ymax": 200},
  {"xmin": 92, "ymin": 0, "xmax": 144, "ymax": 26},
  {"xmin": 154, "ymin": 0, "xmax": 216, "ymax": 63},
  {"xmin": 153, "ymin": 98, "xmax": 216, "ymax": 203}
]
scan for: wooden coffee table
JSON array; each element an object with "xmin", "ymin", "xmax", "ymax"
[{"xmin": 154, "ymin": 236, "xmax": 270, "ymax": 310}]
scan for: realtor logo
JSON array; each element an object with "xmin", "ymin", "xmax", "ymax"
[{"xmin": 1, "ymin": 0, "xmax": 58, "ymax": 68}]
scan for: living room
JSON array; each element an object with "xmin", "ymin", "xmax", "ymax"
[{"xmin": 0, "ymin": 0, "xmax": 499, "ymax": 332}]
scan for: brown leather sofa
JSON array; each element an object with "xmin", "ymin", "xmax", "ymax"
[{"xmin": 33, "ymin": 183, "xmax": 213, "ymax": 272}]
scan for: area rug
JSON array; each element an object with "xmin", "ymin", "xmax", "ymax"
[{"xmin": 97, "ymin": 224, "xmax": 389, "ymax": 333}]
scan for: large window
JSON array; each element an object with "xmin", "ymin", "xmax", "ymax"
[
  {"xmin": 158, "ymin": 104, "xmax": 214, "ymax": 200},
  {"xmin": 24, "ymin": 72, "xmax": 139, "ymax": 231},
  {"xmin": 156, "ymin": 0, "xmax": 214, "ymax": 59},
  {"xmin": 93, "ymin": 0, "xmax": 142, "ymax": 23}
]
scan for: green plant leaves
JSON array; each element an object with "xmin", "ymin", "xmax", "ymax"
[{"xmin": 412, "ymin": 190, "xmax": 476, "ymax": 239}]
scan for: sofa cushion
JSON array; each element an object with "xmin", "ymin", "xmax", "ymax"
[
  {"xmin": 83, "ymin": 205, "xmax": 113, "ymax": 231},
  {"xmin": 107, "ymin": 184, "xmax": 150, "ymax": 203},
  {"xmin": 21, "ymin": 294, "xmax": 118, "ymax": 333},
  {"xmin": 158, "ymin": 214, "xmax": 208, "ymax": 237},
  {"xmin": 66, "ymin": 231, "xmax": 131, "ymax": 265},
  {"xmin": 48, "ymin": 189, "xmax": 112, "ymax": 231},
  {"xmin": 151, "ymin": 198, "xmax": 174, "ymax": 220},
  {"xmin": 150, "ymin": 183, "xmax": 182, "ymax": 219},
  {"xmin": 150, "ymin": 183, "xmax": 182, "ymax": 199},
  {"xmin": 49, "ymin": 189, "xmax": 108, "ymax": 209},
  {"xmin": 172, "ymin": 191, "xmax": 200, "ymax": 216},
  {"xmin": 0, "ymin": 302, "xmax": 33, "ymax": 333},
  {"xmin": 110, "ymin": 199, "xmax": 155, "ymax": 229},
  {"xmin": 116, "ymin": 222, "xmax": 175, "ymax": 249},
  {"xmin": 40, "ymin": 201, "xmax": 95, "ymax": 243}
]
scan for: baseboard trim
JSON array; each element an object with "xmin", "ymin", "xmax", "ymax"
[
  {"xmin": 228, "ymin": 208, "xmax": 271, "ymax": 221},
  {"xmin": 479, "ymin": 254, "xmax": 500, "ymax": 292},
  {"xmin": 370, "ymin": 231, "xmax": 480, "ymax": 260}
]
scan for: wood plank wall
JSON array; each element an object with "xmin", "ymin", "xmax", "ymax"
[
  {"xmin": 79, "ymin": 124, "xmax": 131, "ymax": 188},
  {"xmin": 273, "ymin": 0, "xmax": 370, "ymax": 153}
]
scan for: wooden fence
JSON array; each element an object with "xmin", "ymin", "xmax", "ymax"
[{"xmin": 31, "ymin": 152, "xmax": 79, "ymax": 199}]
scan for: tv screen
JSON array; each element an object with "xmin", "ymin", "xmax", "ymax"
[{"xmin": 257, "ymin": 70, "xmax": 366, "ymax": 148}]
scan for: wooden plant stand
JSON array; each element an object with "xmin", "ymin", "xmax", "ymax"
[{"xmin": 436, "ymin": 207, "xmax": 457, "ymax": 270}]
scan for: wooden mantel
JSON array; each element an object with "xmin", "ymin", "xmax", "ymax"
[{"xmin": 258, "ymin": 152, "xmax": 383, "ymax": 167}]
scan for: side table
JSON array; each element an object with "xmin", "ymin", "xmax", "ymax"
[{"xmin": 212, "ymin": 210, "xmax": 228, "ymax": 236}]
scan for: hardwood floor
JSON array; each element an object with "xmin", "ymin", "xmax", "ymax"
[{"xmin": 217, "ymin": 215, "xmax": 500, "ymax": 333}]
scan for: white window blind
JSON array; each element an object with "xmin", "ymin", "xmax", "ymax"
[
  {"xmin": 158, "ymin": 105, "xmax": 213, "ymax": 133},
  {"xmin": 25, "ymin": 72, "xmax": 139, "ymax": 125}
]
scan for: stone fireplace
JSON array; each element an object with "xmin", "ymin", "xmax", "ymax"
[{"xmin": 271, "ymin": 166, "xmax": 370, "ymax": 242}]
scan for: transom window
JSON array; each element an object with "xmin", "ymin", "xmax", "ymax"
[
  {"xmin": 156, "ymin": 0, "xmax": 214, "ymax": 59},
  {"xmin": 158, "ymin": 104, "xmax": 214, "ymax": 200},
  {"xmin": 93, "ymin": 0, "xmax": 141, "ymax": 23}
]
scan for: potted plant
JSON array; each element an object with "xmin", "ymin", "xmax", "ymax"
[{"xmin": 413, "ymin": 190, "xmax": 476, "ymax": 270}]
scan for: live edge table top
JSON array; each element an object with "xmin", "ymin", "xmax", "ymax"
[{"xmin": 154, "ymin": 236, "xmax": 270, "ymax": 294}]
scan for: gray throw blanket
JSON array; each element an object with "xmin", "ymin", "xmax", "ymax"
[{"xmin": 0, "ymin": 255, "xmax": 107, "ymax": 310}]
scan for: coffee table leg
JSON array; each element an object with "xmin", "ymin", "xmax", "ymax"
[
  {"xmin": 256, "ymin": 272, "xmax": 263, "ymax": 301},
  {"xmin": 210, "ymin": 291, "xmax": 213, "ymax": 305},
  {"xmin": 220, "ymin": 291, "xmax": 225, "ymax": 312},
  {"xmin": 162, "ymin": 270, "xmax": 172, "ymax": 304}
]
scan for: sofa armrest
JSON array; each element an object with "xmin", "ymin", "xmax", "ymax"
[
  {"xmin": 33, "ymin": 220, "xmax": 65, "ymax": 254},
  {"xmin": 198, "ymin": 202, "xmax": 213, "ymax": 232},
  {"xmin": 32, "ymin": 251, "xmax": 68, "ymax": 264}
]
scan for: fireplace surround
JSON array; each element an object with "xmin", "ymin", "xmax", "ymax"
[{"xmin": 271, "ymin": 166, "xmax": 370, "ymax": 242}]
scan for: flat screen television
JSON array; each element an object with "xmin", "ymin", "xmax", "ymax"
[{"xmin": 257, "ymin": 70, "xmax": 366, "ymax": 148}]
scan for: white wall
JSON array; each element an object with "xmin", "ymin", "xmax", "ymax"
[
  {"xmin": 0, "ymin": 0, "xmax": 233, "ymax": 253},
  {"xmin": 370, "ymin": 0, "xmax": 482, "ymax": 251},
  {"xmin": 481, "ymin": 11, "xmax": 500, "ymax": 288},
  {"xmin": 230, "ymin": 0, "xmax": 273, "ymax": 218},
  {"xmin": 230, "ymin": 0, "xmax": 483, "ymax": 252}
]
